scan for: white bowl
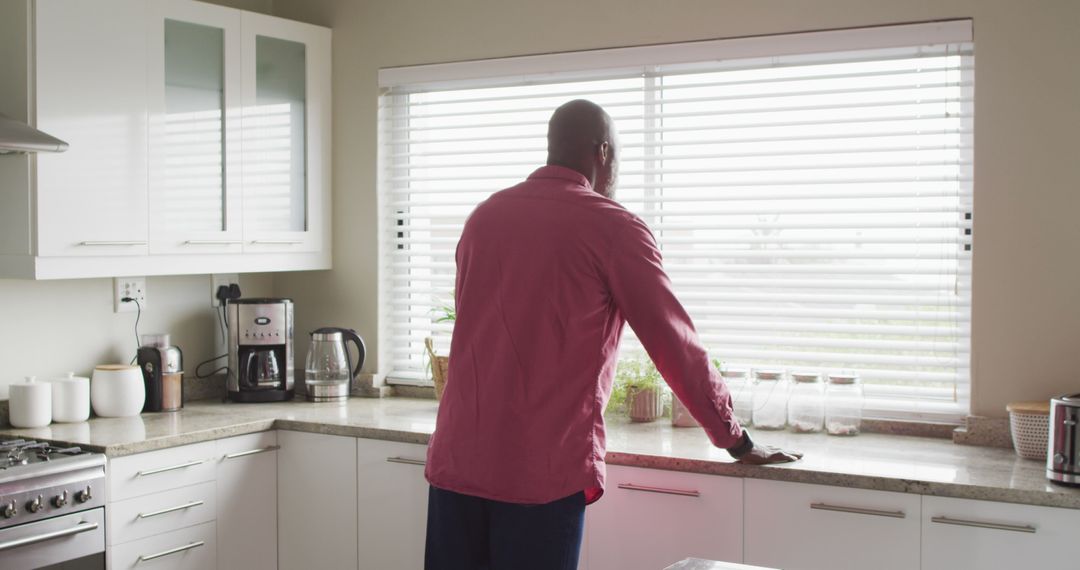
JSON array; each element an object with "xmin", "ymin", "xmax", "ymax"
[{"xmin": 91, "ymin": 365, "xmax": 144, "ymax": 418}]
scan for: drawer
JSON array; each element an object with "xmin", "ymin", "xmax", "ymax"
[
  {"xmin": 109, "ymin": 521, "xmax": 216, "ymax": 570},
  {"xmin": 108, "ymin": 441, "xmax": 217, "ymax": 501},
  {"xmin": 215, "ymin": 430, "xmax": 277, "ymax": 458},
  {"xmin": 107, "ymin": 481, "xmax": 217, "ymax": 546}
]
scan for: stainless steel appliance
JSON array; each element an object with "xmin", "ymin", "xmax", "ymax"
[
  {"xmin": 305, "ymin": 327, "xmax": 366, "ymax": 402},
  {"xmin": 137, "ymin": 333, "xmax": 184, "ymax": 413},
  {"xmin": 0, "ymin": 440, "xmax": 106, "ymax": 569},
  {"xmin": 227, "ymin": 298, "xmax": 295, "ymax": 402},
  {"xmin": 1048, "ymin": 394, "xmax": 1080, "ymax": 486}
]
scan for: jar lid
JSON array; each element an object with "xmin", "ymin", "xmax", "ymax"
[
  {"xmin": 95, "ymin": 364, "xmax": 138, "ymax": 371},
  {"xmin": 791, "ymin": 372, "xmax": 821, "ymax": 383},
  {"xmin": 754, "ymin": 369, "xmax": 784, "ymax": 380},
  {"xmin": 720, "ymin": 368, "xmax": 749, "ymax": 379},
  {"xmin": 828, "ymin": 373, "xmax": 859, "ymax": 384},
  {"xmin": 1006, "ymin": 401, "xmax": 1050, "ymax": 415}
]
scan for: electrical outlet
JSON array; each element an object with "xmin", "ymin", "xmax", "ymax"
[
  {"xmin": 114, "ymin": 277, "xmax": 147, "ymax": 313},
  {"xmin": 211, "ymin": 274, "xmax": 240, "ymax": 307}
]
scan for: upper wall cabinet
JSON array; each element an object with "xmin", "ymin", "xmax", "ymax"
[{"xmin": 0, "ymin": 0, "xmax": 331, "ymax": 279}]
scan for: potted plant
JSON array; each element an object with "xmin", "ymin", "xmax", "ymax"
[
  {"xmin": 425, "ymin": 298, "xmax": 455, "ymax": 400},
  {"xmin": 609, "ymin": 357, "xmax": 665, "ymax": 422}
]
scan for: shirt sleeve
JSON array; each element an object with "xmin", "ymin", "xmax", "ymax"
[{"xmin": 604, "ymin": 215, "xmax": 744, "ymax": 449}]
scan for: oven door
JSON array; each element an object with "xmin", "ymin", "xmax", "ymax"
[{"xmin": 0, "ymin": 508, "xmax": 105, "ymax": 570}]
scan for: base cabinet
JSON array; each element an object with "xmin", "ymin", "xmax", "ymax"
[
  {"xmin": 278, "ymin": 431, "xmax": 358, "ymax": 570},
  {"xmin": 217, "ymin": 431, "xmax": 278, "ymax": 570},
  {"xmin": 921, "ymin": 495, "xmax": 1080, "ymax": 569},
  {"xmin": 356, "ymin": 439, "xmax": 430, "ymax": 570},
  {"xmin": 744, "ymin": 479, "xmax": 921, "ymax": 570},
  {"xmin": 586, "ymin": 465, "xmax": 743, "ymax": 570}
]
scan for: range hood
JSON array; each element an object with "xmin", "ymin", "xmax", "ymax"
[{"xmin": 0, "ymin": 113, "xmax": 68, "ymax": 154}]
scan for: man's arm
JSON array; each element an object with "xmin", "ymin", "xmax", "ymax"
[{"xmin": 604, "ymin": 216, "xmax": 801, "ymax": 463}]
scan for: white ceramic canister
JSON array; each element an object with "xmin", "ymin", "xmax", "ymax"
[
  {"xmin": 52, "ymin": 372, "xmax": 91, "ymax": 423},
  {"xmin": 91, "ymin": 364, "xmax": 145, "ymax": 418},
  {"xmin": 9, "ymin": 376, "xmax": 52, "ymax": 428}
]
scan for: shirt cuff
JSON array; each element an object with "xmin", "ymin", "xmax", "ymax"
[{"xmin": 726, "ymin": 431, "xmax": 754, "ymax": 459}]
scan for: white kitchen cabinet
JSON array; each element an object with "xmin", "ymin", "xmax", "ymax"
[
  {"xmin": 278, "ymin": 430, "xmax": 358, "ymax": 570},
  {"xmin": 587, "ymin": 465, "xmax": 744, "ymax": 570},
  {"xmin": 217, "ymin": 431, "xmax": 279, "ymax": 570},
  {"xmin": 921, "ymin": 495, "xmax": 1080, "ymax": 569},
  {"xmin": 110, "ymin": 520, "xmax": 218, "ymax": 570},
  {"xmin": 744, "ymin": 479, "xmax": 921, "ymax": 570},
  {"xmin": 107, "ymin": 480, "xmax": 217, "ymax": 546},
  {"xmin": 107, "ymin": 440, "xmax": 218, "ymax": 502},
  {"xmin": 239, "ymin": 11, "xmax": 331, "ymax": 255},
  {"xmin": 356, "ymin": 439, "xmax": 429, "ymax": 570}
]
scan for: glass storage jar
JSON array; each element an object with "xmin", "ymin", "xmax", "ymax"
[
  {"xmin": 826, "ymin": 373, "xmax": 863, "ymax": 436},
  {"xmin": 787, "ymin": 372, "xmax": 825, "ymax": 433},
  {"xmin": 751, "ymin": 369, "xmax": 788, "ymax": 430},
  {"xmin": 720, "ymin": 368, "xmax": 753, "ymax": 426}
]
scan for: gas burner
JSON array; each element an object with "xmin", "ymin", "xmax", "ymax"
[{"xmin": 0, "ymin": 440, "xmax": 88, "ymax": 470}]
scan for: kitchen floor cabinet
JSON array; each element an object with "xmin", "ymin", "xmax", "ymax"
[
  {"xmin": 278, "ymin": 430, "xmax": 358, "ymax": 570},
  {"xmin": 744, "ymin": 479, "xmax": 921, "ymax": 570},
  {"xmin": 356, "ymin": 439, "xmax": 430, "ymax": 570},
  {"xmin": 586, "ymin": 465, "xmax": 744, "ymax": 570},
  {"xmin": 921, "ymin": 495, "xmax": 1080, "ymax": 569},
  {"xmin": 217, "ymin": 431, "xmax": 279, "ymax": 570}
]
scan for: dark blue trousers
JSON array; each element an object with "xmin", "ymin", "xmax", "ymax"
[{"xmin": 425, "ymin": 485, "xmax": 585, "ymax": 570}]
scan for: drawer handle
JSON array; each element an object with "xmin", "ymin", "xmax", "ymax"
[
  {"xmin": 137, "ymin": 500, "xmax": 205, "ymax": 519},
  {"xmin": 250, "ymin": 239, "xmax": 302, "ymax": 245},
  {"xmin": 137, "ymin": 540, "xmax": 205, "ymax": 563},
  {"xmin": 184, "ymin": 240, "xmax": 242, "ymax": 245},
  {"xmin": 386, "ymin": 456, "xmax": 426, "ymax": 466},
  {"xmin": 617, "ymin": 483, "xmax": 700, "ymax": 498},
  {"xmin": 224, "ymin": 445, "xmax": 280, "ymax": 460},
  {"xmin": 136, "ymin": 459, "xmax": 206, "ymax": 477},
  {"xmin": 810, "ymin": 502, "xmax": 906, "ymax": 519},
  {"xmin": 79, "ymin": 240, "xmax": 147, "ymax": 246},
  {"xmin": 0, "ymin": 521, "xmax": 99, "ymax": 552},
  {"xmin": 930, "ymin": 516, "xmax": 1036, "ymax": 534}
]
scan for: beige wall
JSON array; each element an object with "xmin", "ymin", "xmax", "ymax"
[
  {"xmin": 271, "ymin": 0, "xmax": 1080, "ymax": 418},
  {"xmin": 0, "ymin": 0, "xmax": 276, "ymax": 397}
]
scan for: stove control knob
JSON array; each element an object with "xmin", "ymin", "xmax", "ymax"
[
  {"xmin": 52, "ymin": 491, "xmax": 68, "ymax": 508},
  {"xmin": 28, "ymin": 495, "xmax": 43, "ymax": 513},
  {"xmin": 1, "ymin": 500, "xmax": 16, "ymax": 518},
  {"xmin": 76, "ymin": 486, "xmax": 93, "ymax": 503}
]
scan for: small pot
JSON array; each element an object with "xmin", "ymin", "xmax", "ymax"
[{"xmin": 627, "ymin": 386, "xmax": 663, "ymax": 423}]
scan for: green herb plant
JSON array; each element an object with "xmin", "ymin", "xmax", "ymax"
[{"xmin": 606, "ymin": 356, "xmax": 665, "ymax": 418}]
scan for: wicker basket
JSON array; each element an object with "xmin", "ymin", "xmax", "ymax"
[
  {"xmin": 1006, "ymin": 401, "xmax": 1050, "ymax": 461},
  {"xmin": 425, "ymin": 338, "xmax": 450, "ymax": 401}
]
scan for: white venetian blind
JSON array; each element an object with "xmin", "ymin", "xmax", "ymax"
[{"xmin": 378, "ymin": 22, "xmax": 974, "ymax": 421}]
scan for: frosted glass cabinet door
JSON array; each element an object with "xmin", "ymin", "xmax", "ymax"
[
  {"xmin": 240, "ymin": 13, "xmax": 331, "ymax": 253},
  {"xmin": 148, "ymin": 0, "xmax": 243, "ymax": 255},
  {"xmin": 33, "ymin": 0, "xmax": 149, "ymax": 258}
]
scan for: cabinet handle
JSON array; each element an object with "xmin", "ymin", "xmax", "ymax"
[
  {"xmin": 930, "ymin": 516, "xmax": 1036, "ymax": 534},
  {"xmin": 223, "ymin": 445, "xmax": 280, "ymax": 460},
  {"xmin": 250, "ymin": 239, "xmax": 303, "ymax": 245},
  {"xmin": 184, "ymin": 240, "xmax": 242, "ymax": 245},
  {"xmin": 0, "ymin": 521, "xmax": 99, "ymax": 552},
  {"xmin": 810, "ymin": 502, "xmax": 905, "ymax": 519},
  {"xmin": 137, "ymin": 500, "xmax": 204, "ymax": 519},
  {"xmin": 78, "ymin": 240, "xmax": 147, "ymax": 246},
  {"xmin": 136, "ymin": 459, "xmax": 206, "ymax": 477},
  {"xmin": 137, "ymin": 540, "xmax": 205, "ymax": 563},
  {"xmin": 616, "ymin": 483, "xmax": 700, "ymax": 498},
  {"xmin": 386, "ymin": 456, "xmax": 426, "ymax": 466}
]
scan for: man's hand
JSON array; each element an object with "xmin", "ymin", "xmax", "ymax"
[{"xmin": 737, "ymin": 443, "xmax": 803, "ymax": 465}]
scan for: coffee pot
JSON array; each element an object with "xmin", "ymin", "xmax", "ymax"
[{"xmin": 304, "ymin": 327, "xmax": 365, "ymax": 402}]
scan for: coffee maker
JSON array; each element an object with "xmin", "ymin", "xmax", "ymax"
[{"xmin": 227, "ymin": 298, "xmax": 295, "ymax": 402}]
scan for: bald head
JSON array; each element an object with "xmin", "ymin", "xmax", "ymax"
[{"xmin": 546, "ymin": 100, "xmax": 619, "ymax": 199}]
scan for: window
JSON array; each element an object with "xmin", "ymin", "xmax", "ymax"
[{"xmin": 379, "ymin": 21, "xmax": 973, "ymax": 422}]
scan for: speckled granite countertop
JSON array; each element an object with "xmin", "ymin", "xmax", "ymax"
[{"xmin": 2, "ymin": 397, "xmax": 1078, "ymax": 510}]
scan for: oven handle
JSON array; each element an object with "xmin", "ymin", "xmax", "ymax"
[{"xmin": 0, "ymin": 521, "xmax": 100, "ymax": 552}]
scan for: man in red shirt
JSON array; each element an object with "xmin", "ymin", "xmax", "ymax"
[{"xmin": 425, "ymin": 100, "xmax": 801, "ymax": 570}]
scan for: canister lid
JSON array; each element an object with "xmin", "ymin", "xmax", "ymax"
[
  {"xmin": 827, "ymin": 373, "xmax": 859, "ymax": 384},
  {"xmin": 720, "ymin": 368, "xmax": 749, "ymax": 379},
  {"xmin": 791, "ymin": 372, "xmax": 821, "ymax": 383},
  {"xmin": 1006, "ymin": 401, "xmax": 1050, "ymax": 416},
  {"xmin": 753, "ymin": 369, "xmax": 784, "ymax": 380}
]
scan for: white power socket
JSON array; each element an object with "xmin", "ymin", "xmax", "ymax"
[
  {"xmin": 211, "ymin": 274, "xmax": 240, "ymax": 307},
  {"xmin": 114, "ymin": 277, "xmax": 147, "ymax": 313}
]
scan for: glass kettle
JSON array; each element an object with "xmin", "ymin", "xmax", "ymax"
[{"xmin": 304, "ymin": 327, "xmax": 365, "ymax": 402}]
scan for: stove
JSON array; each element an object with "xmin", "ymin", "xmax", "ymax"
[{"xmin": 0, "ymin": 439, "xmax": 106, "ymax": 569}]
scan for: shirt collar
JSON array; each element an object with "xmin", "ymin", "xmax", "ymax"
[{"xmin": 527, "ymin": 165, "xmax": 592, "ymax": 191}]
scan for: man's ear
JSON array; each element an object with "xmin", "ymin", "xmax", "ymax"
[{"xmin": 597, "ymin": 141, "xmax": 610, "ymax": 165}]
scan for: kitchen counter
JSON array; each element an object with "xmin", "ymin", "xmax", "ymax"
[{"xmin": 2, "ymin": 397, "xmax": 1078, "ymax": 510}]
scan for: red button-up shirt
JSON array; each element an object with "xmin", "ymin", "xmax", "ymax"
[{"xmin": 425, "ymin": 165, "xmax": 743, "ymax": 505}]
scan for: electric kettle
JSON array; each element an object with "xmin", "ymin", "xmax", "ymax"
[{"xmin": 304, "ymin": 327, "xmax": 366, "ymax": 402}]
